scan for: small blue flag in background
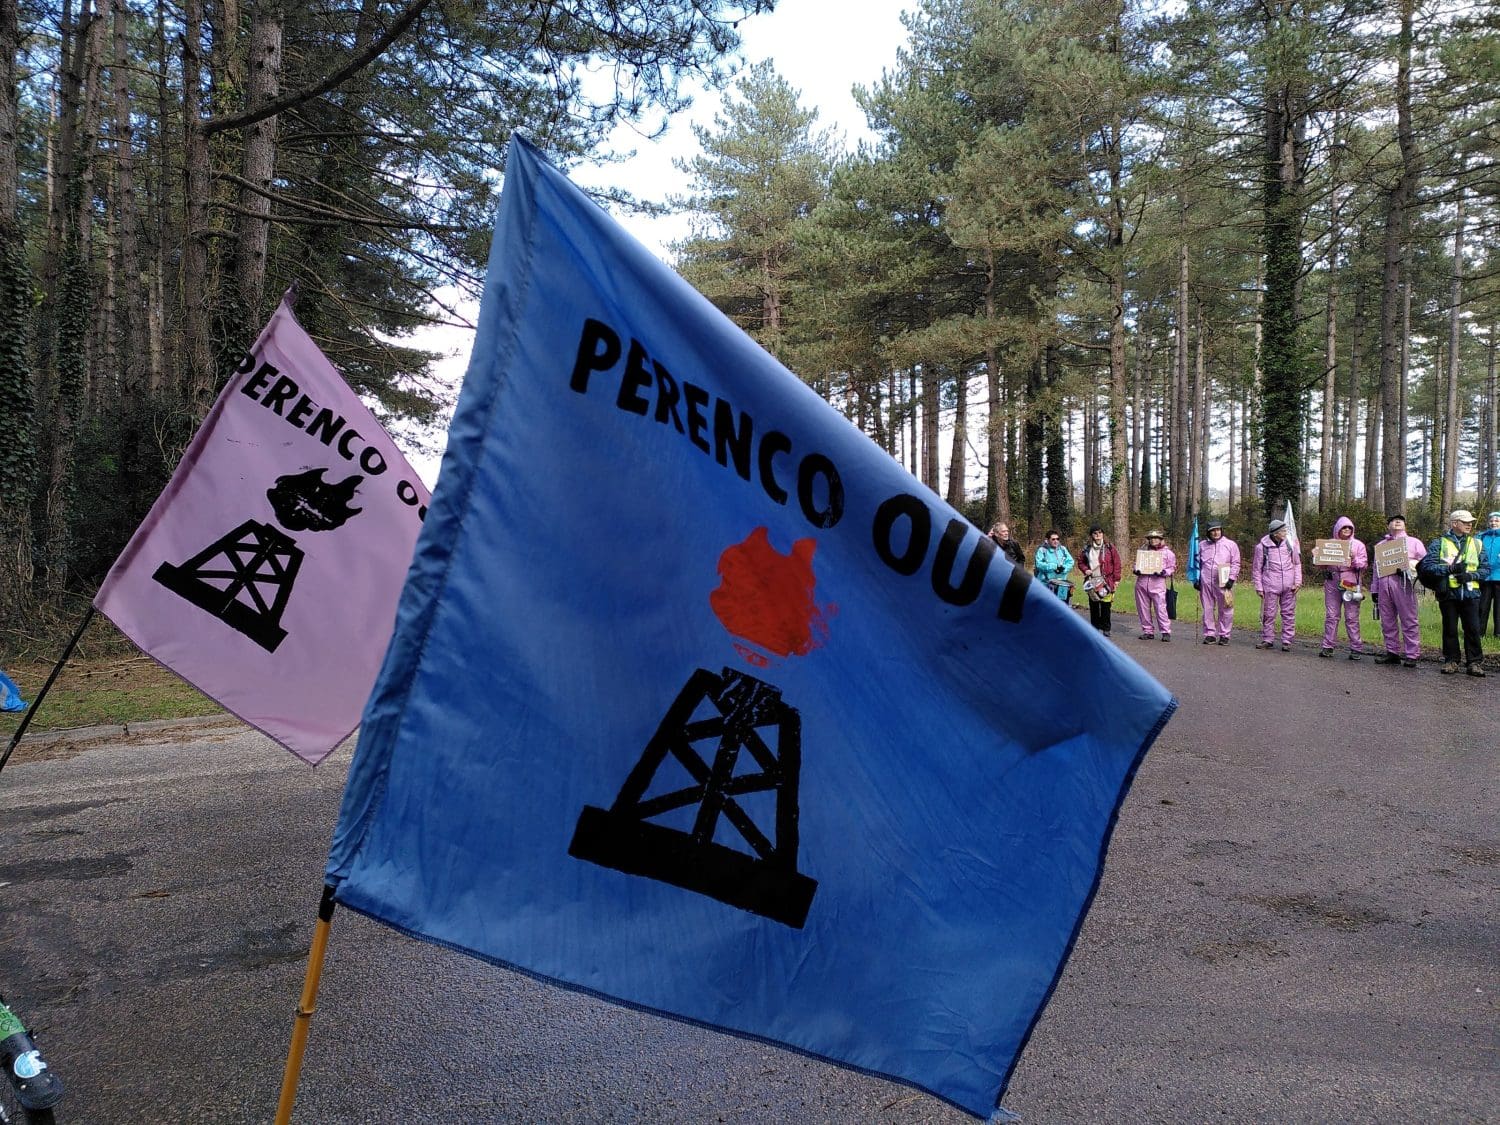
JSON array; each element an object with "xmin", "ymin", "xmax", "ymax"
[
  {"xmin": 326, "ymin": 136, "xmax": 1177, "ymax": 1118},
  {"xmin": 1186, "ymin": 518, "xmax": 1201, "ymax": 587},
  {"xmin": 0, "ymin": 668, "xmax": 27, "ymax": 713}
]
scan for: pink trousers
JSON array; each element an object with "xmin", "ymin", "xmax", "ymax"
[
  {"xmin": 1200, "ymin": 583, "xmax": 1232, "ymax": 638},
  {"xmin": 1375, "ymin": 580, "xmax": 1420, "ymax": 659},
  {"xmin": 1322, "ymin": 582, "xmax": 1364, "ymax": 651},
  {"xmin": 1260, "ymin": 588, "xmax": 1296, "ymax": 645},
  {"xmin": 1135, "ymin": 576, "xmax": 1170, "ymax": 635}
]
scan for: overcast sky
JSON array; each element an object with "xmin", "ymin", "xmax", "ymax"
[
  {"xmin": 574, "ymin": 0, "xmax": 913, "ymax": 258},
  {"xmin": 403, "ymin": 0, "xmax": 915, "ymax": 483}
]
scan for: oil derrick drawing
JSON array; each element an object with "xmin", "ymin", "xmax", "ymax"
[
  {"xmin": 569, "ymin": 666, "xmax": 818, "ymax": 928},
  {"xmin": 152, "ymin": 468, "xmax": 363, "ymax": 653}
]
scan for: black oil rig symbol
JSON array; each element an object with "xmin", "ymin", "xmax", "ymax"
[
  {"xmin": 151, "ymin": 468, "xmax": 363, "ymax": 653},
  {"xmin": 569, "ymin": 666, "xmax": 818, "ymax": 928}
]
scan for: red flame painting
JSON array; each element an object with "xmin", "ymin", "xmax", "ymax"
[{"xmin": 710, "ymin": 527, "xmax": 834, "ymax": 667}]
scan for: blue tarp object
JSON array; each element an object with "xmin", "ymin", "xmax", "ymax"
[
  {"xmin": 326, "ymin": 136, "xmax": 1177, "ymax": 1119},
  {"xmin": 0, "ymin": 669, "xmax": 27, "ymax": 713}
]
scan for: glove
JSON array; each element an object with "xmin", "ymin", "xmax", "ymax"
[
  {"xmin": 1133, "ymin": 569, "xmax": 1141, "ymax": 576},
  {"xmin": 1449, "ymin": 561, "xmax": 1467, "ymax": 575},
  {"xmin": 1192, "ymin": 580, "xmax": 1201, "ymax": 591},
  {"xmin": 1226, "ymin": 579, "xmax": 1234, "ymax": 589}
]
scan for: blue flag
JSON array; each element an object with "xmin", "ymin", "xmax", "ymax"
[
  {"xmin": 327, "ymin": 137, "xmax": 1176, "ymax": 1118},
  {"xmin": 1185, "ymin": 519, "xmax": 1201, "ymax": 587},
  {"xmin": 0, "ymin": 668, "xmax": 26, "ymax": 713}
]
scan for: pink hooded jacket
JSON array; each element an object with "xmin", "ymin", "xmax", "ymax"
[
  {"xmin": 1252, "ymin": 533, "xmax": 1302, "ymax": 595},
  {"xmin": 1322, "ymin": 516, "xmax": 1367, "ymax": 587},
  {"xmin": 1198, "ymin": 533, "xmax": 1241, "ymax": 585}
]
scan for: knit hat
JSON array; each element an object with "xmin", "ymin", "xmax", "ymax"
[
  {"xmin": 1450, "ymin": 509, "xmax": 1475, "ymax": 524},
  {"xmin": 1267, "ymin": 518, "xmax": 1286, "ymax": 533},
  {"xmin": 1489, "ymin": 511, "xmax": 1500, "ymax": 521},
  {"xmin": 1088, "ymin": 524, "xmax": 1103, "ymax": 535}
]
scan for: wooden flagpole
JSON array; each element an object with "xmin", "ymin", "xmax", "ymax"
[
  {"xmin": 0, "ymin": 605, "xmax": 96, "ymax": 777},
  {"xmin": 275, "ymin": 884, "xmax": 338, "ymax": 1125}
]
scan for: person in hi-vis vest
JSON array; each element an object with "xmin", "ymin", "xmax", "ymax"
[{"xmin": 1419, "ymin": 509, "xmax": 1489, "ymax": 677}]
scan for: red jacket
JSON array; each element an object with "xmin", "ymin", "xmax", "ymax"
[{"xmin": 1078, "ymin": 540, "xmax": 1122, "ymax": 589}]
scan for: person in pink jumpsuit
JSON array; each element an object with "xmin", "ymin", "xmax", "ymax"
[
  {"xmin": 1319, "ymin": 515, "xmax": 1368, "ymax": 659},
  {"xmin": 1197, "ymin": 520, "xmax": 1241, "ymax": 645},
  {"xmin": 1371, "ymin": 514, "xmax": 1425, "ymax": 667},
  {"xmin": 1133, "ymin": 529, "xmax": 1175, "ymax": 641},
  {"xmin": 1252, "ymin": 517, "xmax": 1301, "ymax": 650}
]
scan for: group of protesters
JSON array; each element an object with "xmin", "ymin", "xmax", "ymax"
[{"xmin": 987, "ymin": 510, "xmax": 1500, "ymax": 676}]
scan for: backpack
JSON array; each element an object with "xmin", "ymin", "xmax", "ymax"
[{"xmin": 1416, "ymin": 541, "xmax": 1447, "ymax": 593}]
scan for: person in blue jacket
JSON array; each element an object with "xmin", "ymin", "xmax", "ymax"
[
  {"xmin": 1480, "ymin": 511, "xmax": 1500, "ymax": 637},
  {"xmin": 1034, "ymin": 530, "xmax": 1075, "ymax": 602}
]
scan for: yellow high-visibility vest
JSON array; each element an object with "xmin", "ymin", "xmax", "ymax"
[{"xmin": 1439, "ymin": 534, "xmax": 1481, "ymax": 594}]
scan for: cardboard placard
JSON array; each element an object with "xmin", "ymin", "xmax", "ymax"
[
  {"xmin": 1374, "ymin": 537, "xmax": 1413, "ymax": 578},
  {"xmin": 1216, "ymin": 564, "xmax": 1232, "ymax": 589},
  {"xmin": 1313, "ymin": 538, "xmax": 1351, "ymax": 567},
  {"xmin": 1135, "ymin": 549, "xmax": 1165, "ymax": 575}
]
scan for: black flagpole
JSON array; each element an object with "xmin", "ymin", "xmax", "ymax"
[{"xmin": 0, "ymin": 605, "xmax": 96, "ymax": 777}]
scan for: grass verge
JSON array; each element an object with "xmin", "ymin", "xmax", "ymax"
[{"xmin": 0, "ymin": 653, "xmax": 223, "ymax": 736}]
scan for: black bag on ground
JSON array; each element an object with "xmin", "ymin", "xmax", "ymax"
[{"xmin": 1166, "ymin": 579, "xmax": 1178, "ymax": 620}]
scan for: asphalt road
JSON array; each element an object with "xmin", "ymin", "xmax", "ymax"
[{"xmin": 1, "ymin": 626, "xmax": 1496, "ymax": 1123}]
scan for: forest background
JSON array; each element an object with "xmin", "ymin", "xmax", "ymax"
[{"xmin": 1, "ymin": 0, "xmax": 1497, "ymax": 656}]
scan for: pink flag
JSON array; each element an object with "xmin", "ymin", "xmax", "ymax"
[{"xmin": 94, "ymin": 295, "xmax": 431, "ymax": 764}]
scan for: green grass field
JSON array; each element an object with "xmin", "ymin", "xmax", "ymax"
[
  {"xmin": 1100, "ymin": 575, "xmax": 1481, "ymax": 653},
  {"xmin": 0, "ymin": 654, "xmax": 222, "ymax": 735}
]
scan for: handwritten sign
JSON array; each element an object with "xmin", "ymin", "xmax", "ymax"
[
  {"xmin": 1374, "ymin": 538, "xmax": 1412, "ymax": 578},
  {"xmin": 1135, "ymin": 549, "xmax": 1164, "ymax": 575},
  {"xmin": 1313, "ymin": 539, "xmax": 1351, "ymax": 567}
]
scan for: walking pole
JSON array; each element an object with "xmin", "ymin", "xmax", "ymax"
[
  {"xmin": 275, "ymin": 884, "xmax": 338, "ymax": 1125},
  {"xmin": 0, "ymin": 605, "xmax": 96, "ymax": 778}
]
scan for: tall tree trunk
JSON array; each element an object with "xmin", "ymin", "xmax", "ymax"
[
  {"xmin": 233, "ymin": 0, "xmax": 283, "ymax": 321},
  {"xmin": 1441, "ymin": 184, "xmax": 1464, "ymax": 519},
  {"xmin": 1319, "ymin": 234, "xmax": 1338, "ymax": 513},
  {"xmin": 1261, "ymin": 13, "xmax": 1307, "ymax": 516},
  {"xmin": 1247, "ymin": 258, "xmax": 1262, "ymax": 507},
  {"xmin": 1379, "ymin": 0, "xmax": 1417, "ymax": 517},
  {"xmin": 0, "ymin": 0, "xmax": 36, "ymax": 616},
  {"xmin": 921, "ymin": 366, "xmax": 939, "ymax": 492},
  {"xmin": 147, "ymin": 0, "xmax": 169, "ymax": 390},
  {"xmin": 35, "ymin": 0, "xmax": 96, "ymax": 590},
  {"xmin": 1132, "ymin": 321, "xmax": 1149, "ymax": 512},
  {"xmin": 1399, "ymin": 279, "xmax": 1411, "ymax": 499},
  {"xmin": 112, "ymin": 0, "xmax": 145, "ymax": 394},
  {"xmin": 946, "ymin": 368, "xmax": 967, "ymax": 509},
  {"xmin": 1104, "ymin": 53, "xmax": 1129, "ymax": 547},
  {"xmin": 1081, "ymin": 397, "xmax": 1094, "ymax": 516},
  {"xmin": 984, "ymin": 248, "xmax": 1010, "ymax": 527},
  {"xmin": 1044, "ymin": 341, "xmax": 1069, "ymax": 532},
  {"xmin": 181, "ymin": 0, "xmax": 215, "ymax": 415},
  {"xmin": 1363, "ymin": 386, "xmax": 1381, "ymax": 504},
  {"xmin": 1482, "ymin": 327, "xmax": 1496, "ymax": 507},
  {"xmin": 1172, "ymin": 224, "xmax": 1188, "ymax": 523},
  {"xmin": 1342, "ymin": 285, "xmax": 1363, "ymax": 504},
  {"xmin": 908, "ymin": 369, "xmax": 917, "ymax": 477},
  {"xmin": 1428, "ymin": 341, "xmax": 1442, "ymax": 507},
  {"xmin": 1025, "ymin": 356, "xmax": 1045, "ymax": 534},
  {"xmin": 1195, "ymin": 305, "xmax": 1209, "ymax": 514}
]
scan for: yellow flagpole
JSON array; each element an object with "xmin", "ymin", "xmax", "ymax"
[{"xmin": 275, "ymin": 884, "xmax": 337, "ymax": 1125}]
